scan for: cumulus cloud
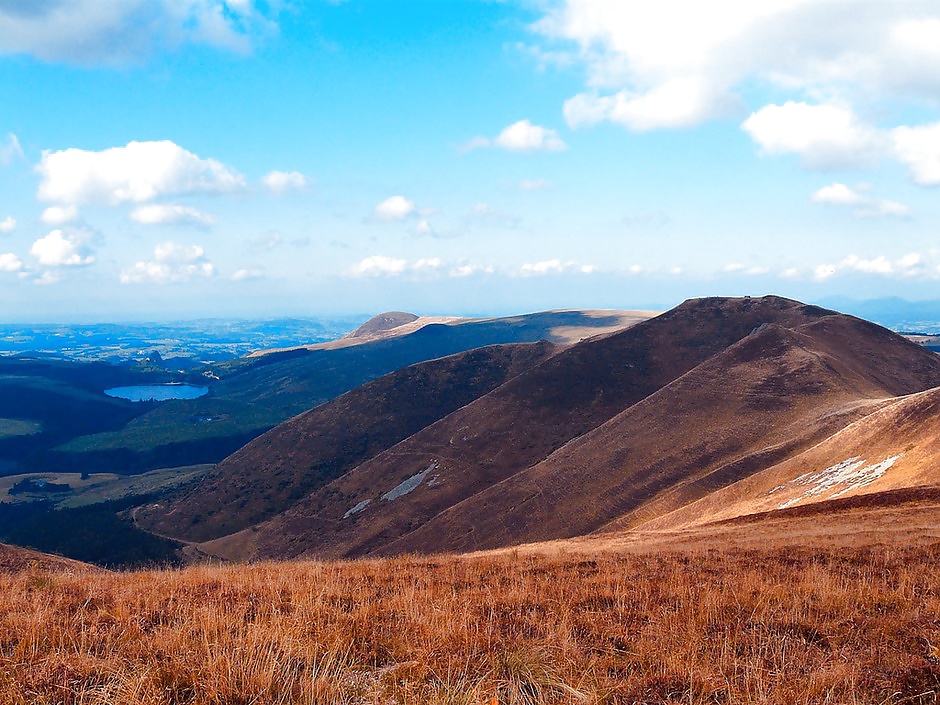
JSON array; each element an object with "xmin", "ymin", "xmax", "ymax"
[
  {"xmin": 413, "ymin": 257, "xmax": 443, "ymax": 272},
  {"xmin": 742, "ymin": 103, "xmax": 882, "ymax": 170},
  {"xmin": 813, "ymin": 252, "xmax": 932, "ymax": 280},
  {"xmin": 37, "ymin": 140, "xmax": 245, "ymax": 206},
  {"xmin": 537, "ymin": 1, "xmax": 940, "ymax": 132},
  {"xmin": 347, "ymin": 255, "xmax": 491, "ymax": 278},
  {"xmin": 450, "ymin": 263, "xmax": 495, "ymax": 277},
  {"xmin": 262, "ymin": 170, "xmax": 308, "ymax": 193},
  {"xmin": 0, "ymin": 216, "xmax": 15, "ymax": 233},
  {"xmin": 465, "ymin": 120, "xmax": 567, "ymax": 153},
  {"xmin": 892, "ymin": 122, "xmax": 940, "ymax": 186},
  {"xmin": 811, "ymin": 183, "xmax": 909, "ymax": 218},
  {"xmin": 40, "ymin": 205, "xmax": 80, "ymax": 225},
  {"xmin": 0, "ymin": 0, "xmax": 276, "ymax": 65},
  {"xmin": 120, "ymin": 241, "xmax": 214, "ymax": 284},
  {"xmin": 519, "ymin": 259, "xmax": 594, "ymax": 276},
  {"xmin": 30, "ymin": 229, "xmax": 95, "ymax": 267},
  {"xmin": 0, "ymin": 133, "xmax": 24, "ymax": 164},
  {"xmin": 348, "ymin": 255, "xmax": 409, "ymax": 277},
  {"xmin": 0, "ymin": 253, "xmax": 22, "ymax": 272},
  {"xmin": 372, "ymin": 196, "xmax": 417, "ymax": 221},
  {"xmin": 34, "ymin": 270, "xmax": 60, "ymax": 286},
  {"xmin": 129, "ymin": 204, "xmax": 216, "ymax": 226},
  {"xmin": 811, "ymin": 183, "xmax": 866, "ymax": 206},
  {"xmin": 231, "ymin": 267, "xmax": 264, "ymax": 281}
]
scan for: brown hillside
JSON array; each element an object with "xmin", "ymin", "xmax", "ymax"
[
  {"xmin": 346, "ymin": 311, "xmax": 420, "ymax": 339},
  {"xmin": 137, "ymin": 342, "xmax": 556, "ymax": 542},
  {"xmin": 0, "ymin": 542, "xmax": 99, "ymax": 574},
  {"xmin": 383, "ymin": 316, "xmax": 940, "ymax": 555},
  {"xmin": 203, "ymin": 296, "xmax": 870, "ymax": 561},
  {"xmin": 633, "ymin": 384, "xmax": 940, "ymax": 532}
]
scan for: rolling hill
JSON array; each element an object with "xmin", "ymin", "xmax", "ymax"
[
  {"xmin": 137, "ymin": 341, "xmax": 557, "ymax": 541},
  {"xmin": 141, "ymin": 295, "xmax": 939, "ymax": 563}
]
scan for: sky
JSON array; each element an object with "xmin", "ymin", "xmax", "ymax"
[{"xmin": 1, "ymin": 0, "xmax": 940, "ymax": 322}]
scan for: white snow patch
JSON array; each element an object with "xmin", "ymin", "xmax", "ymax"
[
  {"xmin": 382, "ymin": 461, "xmax": 438, "ymax": 501},
  {"xmin": 343, "ymin": 499, "xmax": 371, "ymax": 519},
  {"xmin": 775, "ymin": 454, "xmax": 904, "ymax": 510}
]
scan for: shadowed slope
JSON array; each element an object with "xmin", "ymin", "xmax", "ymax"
[
  {"xmin": 203, "ymin": 296, "xmax": 862, "ymax": 561},
  {"xmin": 138, "ymin": 342, "xmax": 556, "ymax": 542}
]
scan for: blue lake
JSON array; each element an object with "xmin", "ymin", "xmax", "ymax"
[{"xmin": 104, "ymin": 384, "xmax": 208, "ymax": 402}]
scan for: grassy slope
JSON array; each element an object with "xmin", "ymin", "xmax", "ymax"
[
  {"xmin": 138, "ymin": 342, "xmax": 557, "ymax": 542},
  {"xmin": 5, "ymin": 538, "xmax": 940, "ymax": 704}
]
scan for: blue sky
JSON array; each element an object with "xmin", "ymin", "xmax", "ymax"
[{"xmin": 1, "ymin": 0, "xmax": 939, "ymax": 321}]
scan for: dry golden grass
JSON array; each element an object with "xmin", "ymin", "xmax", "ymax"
[{"xmin": 3, "ymin": 544, "xmax": 940, "ymax": 704}]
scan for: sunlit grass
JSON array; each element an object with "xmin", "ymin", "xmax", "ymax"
[{"xmin": 2, "ymin": 544, "xmax": 939, "ymax": 703}]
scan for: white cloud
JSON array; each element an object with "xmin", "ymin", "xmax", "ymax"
[
  {"xmin": 780, "ymin": 267, "xmax": 800, "ymax": 279},
  {"xmin": 495, "ymin": 120, "xmax": 567, "ymax": 152},
  {"xmin": 466, "ymin": 120, "xmax": 567, "ymax": 153},
  {"xmin": 40, "ymin": 205, "xmax": 80, "ymax": 225},
  {"xmin": 262, "ymin": 170, "xmax": 308, "ymax": 193},
  {"xmin": 858, "ymin": 199, "xmax": 910, "ymax": 219},
  {"xmin": 0, "ymin": 0, "xmax": 275, "ymax": 65},
  {"xmin": 537, "ymin": 1, "xmax": 940, "ymax": 132},
  {"xmin": 0, "ymin": 216, "xmax": 15, "ymax": 233},
  {"xmin": 742, "ymin": 103, "xmax": 881, "ymax": 169},
  {"xmin": 811, "ymin": 183, "xmax": 865, "ymax": 206},
  {"xmin": 813, "ymin": 253, "xmax": 937, "ymax": 281},
  {"xmin": 521, "ymin": 259, "xmax": 563, "ymax": 275},
  {"xmin": 349, "ymin": 255, "xmax": 409, "ymax": 277},
  {"xmin": 373, "ymin": 196, "xmax": 416, "ymax": 221},
  {"xmin": 120, "ymin": 241, "xmax": 214, "ymax": 284},
  {"xmin": 413, "ymin": 257, "xmax": 443, "ymax": 271},
  {"xmin": 811, "ymin": 182, "xmax": 910, "ymax": 218},
  {"xmin": 34, "ymin": 270, "xmax": 60, "ymax": 286},
  {"xmin": 842, "ymin": 254, "xmax": 894, "ymax": 275},
  {"xmin": 0, "ymin": 253, "xmax": 22, "ymax": 272},
  {"xmin": 348, "ymin": 256, "xmax": 494, "ymax": 278},
  {"xmin": 0, "ymin": 133, "xmax": 23, "ymax": 164},
  {"xmin": 565, "ymin": 77, "xmax": 735, "ymax": 131},
  {"xmin": 30, "ymin": 229, "xmax": 95, "ymax": 267},
  {"xmin": 37, "ymin": 140, "xmax": 245, "ymax": 206},
  {"xmin": 450, "ymin": 263, "xmax": 494, "ymax": 277},
  {"xmin": 231, "ymin": 267, "xmax": 264, "ymax": 281},
  {"xmin": 129, "ymin": 204, "xmax": 216, "ymax": 226},
  {"xmin": 892, "ymin": 122, "xmax": 940, "ymax": 186},
  {"xmin": 415, "ymin": 219, "xmax": 434, "ymax": 236}
]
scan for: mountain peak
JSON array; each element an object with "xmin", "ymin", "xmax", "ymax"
[{"xmin": 346, "ymin": 312, "xmax": 420, "ymax": 339}]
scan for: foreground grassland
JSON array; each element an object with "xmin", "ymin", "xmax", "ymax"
[{"xmin": 3, "ymin": 545, "xmax": 940, "ymax": 704}]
